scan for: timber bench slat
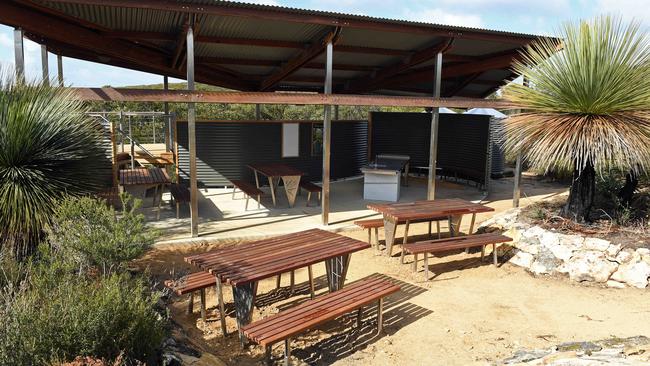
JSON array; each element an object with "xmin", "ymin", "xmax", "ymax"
[
  {"xmin": 168, "ymin": 183, "xmax": 190, "ymax": 218},
  {"xmin": 299, "ymin": 180, "xmax": 321, "ymax": 206},
  {"xmin": 164, "ymin": 271, "xmax": 217, "ymax": 321},
  {"xmin": 354, "ymin": 216, "xmax": 449, "ymax": 251},
  {"xmin": 231, "ymin": 179, "xmax": 264, "ymax": 210},
  {"xmin": 402, "ymin": 233, "xmax": 512, "ymax": 255},
  {"xmin": 402, "ymin": 232, "xmax": 513, "ymax": 281},
  {"xmin": 241, "ymin": 277, "xmax": 400, "ymax": 364}
]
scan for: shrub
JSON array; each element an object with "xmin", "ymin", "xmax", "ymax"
[
  {"xmin": 47, "ymin": 195, "xmax": 157, "ymax": 275},
  {"xmin": 0, "ymin": 263, "xmax": 166, "ymax": 366},
  {"xmin": 0, "ymin": 73, "xmax": 112, "ymax": 257}
]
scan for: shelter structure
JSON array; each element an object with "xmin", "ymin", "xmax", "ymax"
[{"xmin": 1, "ymin": 0, "xmax": 543, "ymax": 237}]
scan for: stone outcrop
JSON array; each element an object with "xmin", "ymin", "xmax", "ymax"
[{"xmin": 479, "ymin": 209, "xmax": 650, "ymax": 289}]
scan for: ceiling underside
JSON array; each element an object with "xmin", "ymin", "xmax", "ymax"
[{"xmin": 0, "ymin": 0, "xmax": 548, "ymax": 97}]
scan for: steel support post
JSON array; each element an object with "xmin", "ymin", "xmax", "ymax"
[
  {"xmin": 321, "ymin": 40, "xmax": 333, "ymax": 225},
  {"xmin": 427, "ymin": 52, "xmax": 443, "ymax": 200},
  {"xmin": 187, "ymin": 23, "xmax": 199, "ymax": 237}
]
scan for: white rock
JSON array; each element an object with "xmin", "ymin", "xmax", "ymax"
[
  {"xmin": 540, "ymin": 231, "xmax": 560, "ymax": 247},
  {"xmin": 606, "ymin": 243, "xmax": 622, "ymax": 258},
  {"xmin": 584, "ymin": 237, "xmax": 611, "ymax": 252},
  {"xmin": 615, "ymin": 249, "xmax": 637, "ymax": 264},
  {"xmin": 610, "ymin": 261, "xmax": 650, "ymax": 289},
  {"xmin": 606, "ymin": 280, "xmax": 627, "ymax": 289},
  {"xmin": 637, "ymin": 248, "xmax": 650, "ymax": 256},
  {"xmin": 523, "ymin": 226, "xmax": 547, "ymax": 239},
  {"xmin": 565, "ymin": 251, "xmax": 618, "ymax": 283},
  {"xmin": 510, "ymin": 250, "xmax": 535, "ymax": 269}
]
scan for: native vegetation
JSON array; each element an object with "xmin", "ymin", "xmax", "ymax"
[{"xmin": 504, "ymin": 16, "xmax": 650, "ymax": 223}]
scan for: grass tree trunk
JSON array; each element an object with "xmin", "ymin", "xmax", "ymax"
[
  {"xmin": 618, "ymin": 171, "xmax": 638, "ymax": 207},
  {"xmin": 561, "ymin": 161, "xmax": 596, "ymax": 223}
]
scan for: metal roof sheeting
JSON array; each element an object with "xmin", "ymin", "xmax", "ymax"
[{"xmin": 15, "ymin": 0, "xmax": 549, "ymax": 97}]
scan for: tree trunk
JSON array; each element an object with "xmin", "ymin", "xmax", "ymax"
[
  {"xmin": 561, "ymin": 161, "xmax": 596, "ymax": 223},
  {"xmin": 617, "ymin": 171, "xmax": 638, "ymax": 207}
]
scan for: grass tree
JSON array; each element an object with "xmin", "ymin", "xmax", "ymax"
[
  {"xmin": 0, "ymin": 72, "xmax": 112, "ymax": 257},
  {"xmin": 504, "ymin": 16, "xmax": 650, "ymax": 222}
]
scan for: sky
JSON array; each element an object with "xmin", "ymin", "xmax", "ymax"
[{"xmin": 0, "ymin": 0, "xmax": 647, "ymax": 87}]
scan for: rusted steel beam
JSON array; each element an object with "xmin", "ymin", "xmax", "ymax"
[
  {"xmin": 44, "ymin": 0, "xmax": 538, "ymax": 44},
  {"xmin": 260, "ymin": 27, "xmax": 341, "ymax": 91},
  {"xmin": 198, "ymin": 57, "xmax": 376, "ymax": 72},
  {"xmin": 68, "ymin": 88, "xmax": 518, "ymax": 108},
  {"xmin": 346, "ymin": 38, "xmax": 454, "ymax": 93}
]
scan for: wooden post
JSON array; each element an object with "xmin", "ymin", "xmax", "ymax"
[
  {"xmin": 14, "ymin": 28, "xmax": 24, "ymax": 82},
  {"xmin": 321, "ymin": 40, "xmax": 333, "ymax": 225},
  {"xmin": 110, "ymin": 120, "xmax": 118, "ymax": 187},
  {"xmin": 40, "ymin": 44, "xmax": 49, "ymax": 86},
  {"xmin": 427, "ymin": 52, "xmax": 443, "ymax": 200},
  {"xmin": 334, "ymin": 105, "xmax": 339, "ymax": 120},
  {"xmin": 255, "ymin": 104, "xmax": 261, "ymax": 120},
  {"xmin": 187, "ymin": 21, "xmax": 199, "ymax": 237},
  {"xmin": 57, "ymin": 54, "xmax": 63, "ymax": 86}
]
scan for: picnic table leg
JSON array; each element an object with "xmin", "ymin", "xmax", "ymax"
[
  {"xmin": 400, "ymin": 220, "xmax": 410, "ymax": 264},
  {"xmin": 284, "ymin": 338, "xmax": 292, "ymax": 366},
  {"xmin": 356, "ymin": 307, "xmax": 363, "ymax": 327},
  {"xmin": 253, "ymin": 170, "xmax": 260, "ymax": 188},
  {"xmin": 289, "ymin": 270, "xmax": 295, "ymax": 294},
  {"xmin": 469, "ymin": 213, "xmax": 476, "ymax": 235},
  {"xmin": 448, "ymin": 215, "xmax": 463, "ymax": 237},
  {"xmin": 276, "ymin": 274, "xmax": 281, "ymax": 289},
  {"xmin": 233, "ymin": 282, "xmax": 257, "ymax": 348},
  {"xmin": 265, "ymin": 346, "xmax": 272, "ymax": 366},
  {"xmin": 308, "ymin": 265, "xmax": 315, "ymax": 299},
  {"xmin": 215, "ymin": 276, "xmax": 228, "ymax": 336},
  {"xmin": 412, "ymin": 253, "xmax": 418, "ymax": 272},
  {"xmin": 424, "ymin": 254, "xmax": 429, "ymax": 281},
  {"xmin": 325, "ymin": 254, "xmax": 351, "ymax": 292},
  {"xmin": 267, "ymin": 176, "xmax": 277, "ymax": 206},
  {"xmin": 436, "ymin": 221, "xmax": 441, "ymax": 239},
  {"xmin": 377, "ymin": 298, "xmax": 384, "ymax": 335},
  {"xmin": 493, "ymin": 243, "xmax": 498, "ymax": 266},
  {"xmin": 187, "ymin": 292, "xmax": 194, "ymax": 314},
  {"xmin": 383, "ymin": 217, "xmax": 398, "ymax": 257},
  {"xmin": 200, "ymin": 288, "xmax": 207, "ymax": 320},
  {"xmin": 282, "ymin": 175, "xmax": 301, "ymax": 208},
  {"xmin": 373, "ymin": 227, "xmax": 380, "ymax": 253}
]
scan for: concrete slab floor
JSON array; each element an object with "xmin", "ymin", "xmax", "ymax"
[{"xmin": 142, "ymin": 174, "xmax": 567, "ymax": 246}]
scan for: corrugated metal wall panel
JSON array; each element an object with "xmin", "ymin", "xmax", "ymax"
[
  {"xmin": 176, "ymin": 121, "xmax": 367, "ymax": 187},
  {"xmin": 370, "ymin": 112, "xmax": 490, "ymax": 185}
]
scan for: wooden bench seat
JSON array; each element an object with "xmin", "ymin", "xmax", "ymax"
[
  {"xmin": 241, "ymin": 277, "xmax": 400, "ymax": 365},
  {"xmin": 299, "ymin": 181, "xmax": 321, "ymax": 206},
  {"xmin": 402, "ymin": 233, "xmax": 513, "ymax": 280},
  {"xmin": 354, "ymin": 216, "xmax": 448, "ymax": 250},
  {"xmin": 164, "ymin": 271, "xmax": 216, "ymax": 320},
  {"xmin": 168, "ymin": 183, "xmax": 190, "ymax": 218},
  {"xmin": 231, "ymin": 179, "xmax": 264, "ymax": 210}
]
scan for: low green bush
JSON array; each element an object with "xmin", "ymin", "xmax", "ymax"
[
  {"xmin": 0, "ymin": 260, "xmax": 166, "ymax": 365},
  {"xmin": 0, "ymin": 195, "xmax": 166, "ymax": 365},
  {"xmin": 47, "ymin": 194, "xmax": 157, "ymax": 275}
]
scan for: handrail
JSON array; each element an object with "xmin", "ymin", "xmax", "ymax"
[{"xmin": 87, "ymin": 112, "xmax": 156, "ymax": 159}]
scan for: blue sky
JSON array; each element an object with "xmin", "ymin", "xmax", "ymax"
[{"xmin": 0, "ymin": 0, "xmax": 647, "ymax": 87}]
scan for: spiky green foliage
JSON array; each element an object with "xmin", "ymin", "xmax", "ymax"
[
  {"xmin": 504, "ymin": 16, "xmax": 650, "ymax": 175},
  {"xmin": 0, "ymin": 73, "xmax": 112, "ymax": 257}
]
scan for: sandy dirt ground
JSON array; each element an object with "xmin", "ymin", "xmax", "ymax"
[
  {"xmin": 138, "ymin": 231, "xmax": 650, "ymax": 365},
  {"xmin": 134, "ymin": 175, "xmax": 649, "ymax": 365}
]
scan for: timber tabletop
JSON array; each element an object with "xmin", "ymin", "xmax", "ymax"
[
  {"xmin": 185, "ymin": 228, "xmax": 370, "ymax": 286},
  {"xmin": 247, "ymin": 162, "xmax": 304, "ymax": 177},
  {"xmin": 367, "ymin": 198, "xmax": 494, "ymax": 222},
  {"xmin": 119, "ymin": 167, "xmax": 170, "ymax": 186}
]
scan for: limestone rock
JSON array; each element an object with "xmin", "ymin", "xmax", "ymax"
[
  {"xmin": 606, "ymin": 280, "xmax": 627, "ymax": 289},
  {"xmin": 517, "ymin": 236, "xmax": 541, "ymax": 255},
  {"xmin": 565, "ymin": 251, "xmax": 618, "ymax": 283},
  {"xmin": 530, "ymin": 247, "xmax": 561, "ymax": 275},
  {"xmin": 510, "ymin": 250, "xmax": 534, "ymax": 269},
  {"xmin": 583, "ymin": 237, "xmax": 610, "ymax": 252},
  {"xmin": 615, "ymin": 248, "xmax": 637, "ymax": 264},
  {"xmin": 610, "ymin": 260, "xmax": 650, "ymax": 289}
]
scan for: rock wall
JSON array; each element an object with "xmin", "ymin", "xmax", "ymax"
[{"xmin": 478, "ymin": 209, "xmax": 650, "ymax": 289}]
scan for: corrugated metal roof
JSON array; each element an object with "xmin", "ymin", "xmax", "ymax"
[{"xmin": 13, "ymin": 0, "xmax": 549, "ymax": 97}]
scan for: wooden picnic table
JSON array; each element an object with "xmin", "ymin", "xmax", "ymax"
[
  {"xmin": 185, "ymin": 228, "xmax": 370, "ymax": 345},
  {"xmin": 247, "ymin": 162, "xmax": 304, "ymax": 207},
  {"xmin": 119, "ymin": 168, "xmax": 171, "ymax": 217},
  {"xmin": 367, "ymin": 198, "xmax": 494, "ymax": 257}
]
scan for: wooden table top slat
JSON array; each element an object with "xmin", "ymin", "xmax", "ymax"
[
  {"xmin": 186, "ymin": 229, "xmax": 323, "ymax": 264},
  {"xmin": 367, "ymin": 198, "xmax": 494, "ymax": 222},
  {"xmin": 247, "ymin": 162, "xmax": 305, "ymax": 178},
  {"xmin": 186, "ymin": 229, "xmax": 370, "ymax": 286},
  {"xmin": 119, "ymin": 167, "xmax": 170, "ymax": 186}
]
